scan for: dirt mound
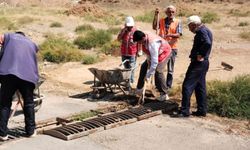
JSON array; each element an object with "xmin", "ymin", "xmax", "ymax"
[{"xmin": 66, "ymin": 2, "xmax": 108, "ymax": 17}]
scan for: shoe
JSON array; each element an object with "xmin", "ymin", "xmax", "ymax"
[
  {"xmin": 27, "ymin": 130, "xmax": 37, "ymax": 138},
  {"xmin": 191, "ymin": 111, "xmax": 206, "ymax": 117},
  {"xmin": 170, "ymin": 111, "xmax": 189, "ymax": 118},
  {"xmin": 157, "ymin": 93, "xmax": 170, "ymax": 101},
  {"xmin": 0, "ymin": 135, "xmax": 8, "ymax": 141}
]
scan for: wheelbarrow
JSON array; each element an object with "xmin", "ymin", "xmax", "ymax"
[{"xmin": 89, "ymin": 67, "xmax": 132, "ymax": 98}]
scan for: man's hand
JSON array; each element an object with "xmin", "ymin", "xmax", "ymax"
[
  {"xmin": 197, "ymin": 55, "xmax": 204, "ymax": 62},
  {"xmin": 155, "ymin": 8, "xmax": 159, "ymax": 14}
]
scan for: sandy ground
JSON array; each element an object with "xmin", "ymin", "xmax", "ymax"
[{"xmin": 0, "ymin": 1, "xmax": 250, "ymax": 149}]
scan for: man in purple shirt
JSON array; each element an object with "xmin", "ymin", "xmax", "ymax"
[{"xmin": 0, "ymin": 32, "xmax": 39, "ymax": 141}]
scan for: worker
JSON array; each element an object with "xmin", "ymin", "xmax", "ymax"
[
  {"xmin": 133, "ymin": 30, "xmax": 172, "ymax": 101},
  {"xmin": 0, "ymin": 32, "xmax": 39, "ymax": 141},
  {"xmin": 117, "ymin": 16, "xmax": 139, "ymax": 85},
  {"xmin": 172, "ymin": 15, "xmax": 213, "ymax": 117},
  {"xmin": 153, "ymin": 5, "xmax": 182, "ymax": 95}
]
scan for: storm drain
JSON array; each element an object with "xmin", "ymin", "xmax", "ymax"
[
  {"xmin": 0, "ymin": 127, "xmax": 26, "ymax": 145},
  {"xmin": 44, "ymin": 101, "xmax": 178, "ymax": 141}
]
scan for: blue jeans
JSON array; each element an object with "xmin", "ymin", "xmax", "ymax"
[{"xmin": 122, "ymin": 55, "xmax": 136, "ymax": 83}]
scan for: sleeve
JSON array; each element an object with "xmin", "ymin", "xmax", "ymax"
[
  {"xmin": 198, "ymin": 30, "xmax": 212, "ymax": 57},
  {"xmin": 176, "ymin": 20, "xmax": 183, "ymax": 35},
  {"xmin": 146, "ymin": 40, "xmax": 161, "ymax": 79}
]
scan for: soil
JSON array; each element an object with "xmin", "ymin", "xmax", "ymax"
[{"xmin": 1, "ymin": 0, "xmax": 250, "ymax": 149}]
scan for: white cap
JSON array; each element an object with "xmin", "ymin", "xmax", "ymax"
[
  {"xmin": 125, "ymin": 16, "xmax": 134, "ymax": 27},
  {"xmin": 187, "ymin": 15, "xmax": 201, "ymax": 25}
]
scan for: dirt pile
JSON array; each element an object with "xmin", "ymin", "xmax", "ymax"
[{"xmin": 66, "ymin": 2, "xmax": 109, "ymax": 17}]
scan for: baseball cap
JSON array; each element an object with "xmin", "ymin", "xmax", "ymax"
[{"xmin": 125, "ymin": 16, "xmax": 135, "ymax": 27}]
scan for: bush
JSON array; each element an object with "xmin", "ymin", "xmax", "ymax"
[
  {"xmin": 100, "ymin": 40, "xmax": 120, "ymax": 56},
  {"xmin": 39, "ymin": 37, "xmax": 83, "ymax": 63},
  {"xmin": 50, "ymin": 22, "xmax": 63, "ymax": 28},
  {"xmin": 202, "ymin": 12, "xmax": 220, "ymax": 24},
  {"xmin": 74, "ymin": 29, "xmax": 112, "ymax": 49},
  {"xmin": 207, "ymin": 75, "xmax": 250, "ymax": 119},
  {"xmin": 239, "ymin": 31, "xmax": 250, "ymax": 41},
  {"xmin": 75, "ymin": 24, "xmax": 94, "ymax": 33},
  {"xmin": 82, "ymin": 54, "xmax": 99, "ymax": 64},
  {"xmin": 238, "ymin": 22, "xmax": 249, "ymax": 27},
  {"xmin": 135, "ymin": 11, "xmax": 154, "ymax": 23}
]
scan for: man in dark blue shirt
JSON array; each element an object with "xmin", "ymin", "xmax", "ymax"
[{"xmin": 173, "ymin": 15, "xmax": 213, "ymax": 117}]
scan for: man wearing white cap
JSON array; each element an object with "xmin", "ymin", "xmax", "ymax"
[
  {"xmin": 153, "ymin": 5, "xmax": 182, "ymax": 94},
  {"xmin": 118, "ymin": 16, "xmax": 139, "ymax": 84},
  {"xmin": 173, "ymin": 15, "xmax": 213, "ymax": 117}
]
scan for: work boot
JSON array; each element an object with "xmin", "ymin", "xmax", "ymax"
[
  {"xmin": 157, "ymin": 93, "xmax": 170, "ymax": 101},
  {"xmin": 0, "ymin": 135, "xmax": 8, "ymax": 141}
]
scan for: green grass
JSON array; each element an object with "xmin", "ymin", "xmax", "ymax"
[
  {"xmin": 135, "ymin": 11, "xmax": 154, "ymax": 23},
  {"xmin": 207, "ymin": 75, "xmax": 250, "ymax": 119},
  {"xmin": 75, "ymin": 24, "xmax": 94, "ymax": 33},
  {"xmin": 50, "ymin": 22, "xmax": 63, "ymax": 28},
  {"xmin": 202, "ymin": 12, "xmax": 220, "ymax": 24},
  {"xmin": 39, "ymin": 36, "xmax": 83, "ymax": 63},
  {"xmin": 100, "ymin": 40, "xmax": 120, "ymax": 56},
  {"xmin": 74, "ymin": 29, "xmax": 112, "ymax": 49},
  {"xmin": 82, "ymin": 54, "xmax": 99, "ymax": 64},
  {"xmin": 72, "ymin": 111, "xmax": 100, "ymax": 121},
  {"xmin": 107, "ymin": 27, "xmax": 120, "ymax": 35}
]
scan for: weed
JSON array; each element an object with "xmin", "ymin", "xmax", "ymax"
[
  {"xmin": 202, "ymin": 12, "xmax": 220, "ymax": 24},
  {"xmin": 238, "ymin": 22, "xmax": 248, "ymax": 27},
  {"xmin": 0, "ymin": 17, "xmax": 15, "ymax": 30},
  {"xmin": 39, "ymin": 37, "xmax": 83, "ymax": 63},
  {"xmin": 239, "ymin": 31, "xmax": 250, "ymax": 41},
  {"xmin": 100, "ymin": 40, "xmax": 120, "ymax": 56},
  {"xmin": 107, "ymin": 27, "xmax": 120, "ymax": 35},
  {"xmin": 229, "ymin": 9, "xmax": 250, "ymax": 17},
  {"xmin": 135, "ymin": 11, "xmax": 154, "ymax": 23},
  {"xmin": 74, "ymin": 29, "xmax": 112, "ymax": 49},
  {"xmin": 50, "ymin": 22, "xmax": 63, "ymax": 28},
  {"xmin": 82, "ymin": 54, "xmax": 99, "ymax": 64},
  {"xmin": 75, "ymin": 24, "xmax": 94, "ymax": 33},
  {"xmin": 72, "ymin": 111, "xmax": 100, "ymax": 121},
  {"xmin": 207, "ymin": 75, "xmax": 250, "ymax": 119}
]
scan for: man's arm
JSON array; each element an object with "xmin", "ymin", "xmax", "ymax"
[
  {"xmin": 146, "ymin": 41, "xmax": 160, "ymax": 79},
  {"xmin": 0, "ymin": 34, "xmax": 4, "ymax": 45}
]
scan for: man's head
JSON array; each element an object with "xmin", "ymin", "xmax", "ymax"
[
  {"xmin": 125, "ymin": 16, "xmax": 134, "ymax": 31},
  {"xmin": 133, "ymin": 30, "xmax": 145, "ymax": 43},
  {"xmin": 187, "ymin": 15, "xmax": 202, "ymax": 33},
  {"xmin": 165, "ymin": 5, "xmax": 176, "ymax": 19}
]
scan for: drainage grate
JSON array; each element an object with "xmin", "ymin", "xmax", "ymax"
[
  {"xmin": 44, "ymin": 101, "xmax": 178, "ymax": 140},
  {"xmin": 0, "ymin": 127, "xmax": 26, "ymax": 145}
]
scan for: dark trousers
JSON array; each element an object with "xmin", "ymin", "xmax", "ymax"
[
  {"xmin": 0, "ymin": 75, "xmax": 35, "ymax": 136},
  {"xmin": 166, "ymin": 50, "xmax": 177, "ymax": 88},
  {"xmin": 137, "ymin": 57, "xmax": 169, "ymax": 94},
  {"xmin": 181, "ymin": 60, "xmax": 209, "ymax": 115}
]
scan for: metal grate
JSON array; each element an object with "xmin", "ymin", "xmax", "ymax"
[
  {"xmin": 0, "ymin": 127, "xmax": 26, "ymax": 145},
  {"xmin": 44, "ymin": 101, "xmax": 178, "ymax": 140}
]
